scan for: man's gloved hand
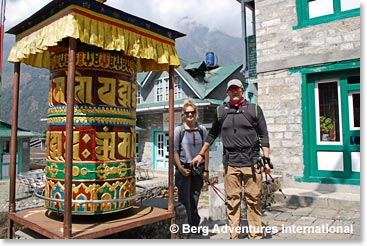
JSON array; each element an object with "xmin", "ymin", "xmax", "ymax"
[{"xmin": 264, "ymin": 157, "xmax": 273, "ymax": 169}]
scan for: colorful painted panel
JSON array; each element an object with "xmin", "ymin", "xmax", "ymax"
[{"xmin": 45, "ymin": 45, "xmax": 137, "ymax": 214}]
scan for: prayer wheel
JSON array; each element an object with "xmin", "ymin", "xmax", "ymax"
[{"xmin": 44, "ymin": 43, "xmax": 137, "ymax": 215}]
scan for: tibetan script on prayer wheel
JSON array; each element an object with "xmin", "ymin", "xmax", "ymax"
[{"xmin": 44, "ymin": 44, "xmax": 138, "ymax": 215}]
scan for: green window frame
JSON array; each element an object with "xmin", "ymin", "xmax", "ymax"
[
  {"xmin": 291, "ymin": 59, "xmax": 360, "ymax": 185},
  {"xmin": 294, "ymin": 0, "xmax": 360, "ymax": 30}
]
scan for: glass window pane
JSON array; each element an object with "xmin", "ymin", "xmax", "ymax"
[
  {"xmin": 136, "ymin": 133, "xmax": 140, "ymax": 160},
  {"xmin": 166, "ymin": 133, "xmax": 169, "ymax": 154},
  {"xmin": 309, "ymin": 0, "xmax": 334, "ymax": 18},
  {"xmin": 318, "ymin": 81, "xmax": 340, "ymax": 142},
  {"xmin": 352, "ymin": 93, "xmax": 360, "ymax": 128},
  {"xmin": 341, "ymin": 0, "xmax": 360, "ymax": 11},
  {"xmin": 248, "ymin": 92, "xmax": 254, "ymax": 102},
  {"xmin": 3, "ymin": 141, "xmax": 10, "ymax": 153},
  {"xmin": 165, "ymin": 78, "xmax": 169, "ymax": 101},
  {"xmin": 157, "ymin": 133, "xmax": 164, "ymax": 157},
  {"xmin": 174, "ymin": 77, "xmax": 182, "ymax": 100},
  {"xmin": 156, "ymin": 79, "xmax": 163, "ymax": 102},
  {"xmin": 137, "ymin": 86, "xmax": 141, "ymax": 104},
  {"xmin": 347, "ymin": 76, "xmax": 359, "ymax": 84},
  {"xmin": 350, "ymin": 136, "xmax": 360, "ymax": 145}
]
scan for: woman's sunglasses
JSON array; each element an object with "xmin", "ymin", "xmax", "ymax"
[{"xmin": 184, "ymin": 111, "xmax": 196, "ymax": 116}]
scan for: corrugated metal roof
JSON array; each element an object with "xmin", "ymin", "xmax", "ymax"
[
  {"xmin": 0, "ymin": 121, "xmax": 42, "ymax": 138},
  {"xmin": 184, "ymin": 61, "xmax": 206, "ymax": 70},
  {"xmin": 136, "ymin": 98, "xmax": 222, "ymax": 112},
  {"xmin": 136, "ymin": 59, "xmax": 242, "ymax": 102},
  {"xmin": 136, "ymin": 72, "xmax": 151, "ymax": 86},
  {"xmin": 177, "ymin": 61, "xmax": 242, "ymax": 98},
  {"xmin": 203, "ymin": 62, "xmax": 243, "ymax": 97},
  {"xmin": 0, "ymin": 129, "xmax": 41, "ymax": 138}
]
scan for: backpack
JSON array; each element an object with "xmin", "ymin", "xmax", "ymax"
[
  {"xmin": 216, "ymin": 100, "xmax": 263, "ymax": 151},
  {"xmin": 177, "ymin": 122, "xmax": 205, "ymax": 154},
  {"xmin": 216, "ymin": 101, "xmax": 259, "ymax": 132}
]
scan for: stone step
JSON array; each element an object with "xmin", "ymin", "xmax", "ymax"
[
  {"xmin": 273, "ymin": 188, "xmax": 360, "ymax": 211},
  {"xmin": 15, "ymin": 228, "xmax": 47, "ymax": 239}
]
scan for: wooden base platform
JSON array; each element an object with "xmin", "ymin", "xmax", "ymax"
[{"xmin": 8, "ymin": 205, "xmax": 174, "ymax": 239}]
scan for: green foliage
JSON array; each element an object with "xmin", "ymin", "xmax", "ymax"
[{"xmin": 320, "ymin": 116, "xmax": 333, "ymax": 133}]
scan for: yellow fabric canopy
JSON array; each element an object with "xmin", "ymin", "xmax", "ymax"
[{"xmin": 8, "ymin": 5, "xmax": 182, "ymax": 72}]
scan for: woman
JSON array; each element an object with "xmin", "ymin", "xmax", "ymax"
[{"xmin": 173, "ymin": 99, "xmax": 209, "ymax": 228}]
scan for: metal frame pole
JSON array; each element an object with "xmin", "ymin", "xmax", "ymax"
[
  {"xmin": 63, "ymin": 37, "xmax": 77, "ymax": 239},
  {"xmin": 240, "ymin": 0, "xmax": 248, "ymax": 76},
  {"xmin": 168, "ymin": 65, "xmax": 176, "ymax": 239},
  {"xmin": 7, "ymin": 62, "xmax": 20, "ymax": 239}
]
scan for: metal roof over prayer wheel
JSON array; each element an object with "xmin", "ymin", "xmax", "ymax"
[
  {"xmin": 7, "ymin": 0, "xmax": 185, "ymax": 72},
  {"xmin": 6, "ymin": 0, "xmax": 184, "ymax": 239}
]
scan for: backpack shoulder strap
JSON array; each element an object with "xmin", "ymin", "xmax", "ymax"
[
  {"xmin": 240, "ymin": 102, "xmax": 259, "ymax": 130},
  {"xmin": 241, "ymin": 102, "xmax": 263, "ymax": 149},
  {"xmin": 178, "ymin": 122, "xmax": 205, "ymax": 152},
  {"xmin": 197, "ymin": 123, "xmax": 205, "ymax": 144},
  {"xmin": 178, "ymin": 123, "xmax": 185, "ymax": 153},
  {"xmin": 217, "ymin": 102, "xmax": 230, "ymax": 129}
]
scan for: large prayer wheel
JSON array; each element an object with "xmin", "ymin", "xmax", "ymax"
[{"xmin": 44, "ymin": 43, "xmax": 137, "ymax": 215}]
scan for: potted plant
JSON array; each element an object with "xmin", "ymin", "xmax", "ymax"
[{"xmin": 320, "ymin": 116, "xmax": 333, "ymax": 141}]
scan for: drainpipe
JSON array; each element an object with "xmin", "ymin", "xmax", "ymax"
[
  {"xmin": 240, "ymin": 0, "xmax": 248, "ymax": 78},
  {"xmin": 0, "ymin": 0, "xmax": 5, "ymax": 93}
]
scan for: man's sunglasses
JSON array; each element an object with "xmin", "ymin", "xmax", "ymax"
[
  {"xmin": 184, "ymin": 111, "xmax": 196, "ymax": 116},
  {"xmin": 228, "ymin": 87, "xmax": 243, "ymax": 93}
]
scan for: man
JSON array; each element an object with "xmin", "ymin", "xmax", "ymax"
[{"xmin": 191, "ymin": 79, "xmax": 270, "ymax": 239}]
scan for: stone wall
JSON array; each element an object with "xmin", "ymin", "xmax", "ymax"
[
  {"xmin": 255, "ymin": 0, "xmax": 360, "ymax": 73},
  {"xmin": 253, "ymin": 0, "xmax": 360, "ymax": 188},
  {"xmin": 257, "ymin": 71, "xmax": 304, "ymax": 187},
  {"xmin": 137, "ymin": 113, "xmax": 161, "ymax": 163}
]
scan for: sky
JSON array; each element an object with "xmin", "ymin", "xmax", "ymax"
[{"xmin": 3, "ymin": 0, "xmax": 243, "ymax": 37}]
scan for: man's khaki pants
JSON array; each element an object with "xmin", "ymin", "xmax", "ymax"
[{"xmin": 224, "ymin": 165, "xmax": 263, "ymax": 239}]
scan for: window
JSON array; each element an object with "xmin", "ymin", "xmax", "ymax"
[
  {"xmin": 295, "ymin": 0, "xmax": 360, "ymax": 29},
  {"xmin": 340, "ymin": 0, "xmax": 360, "ymax": 12},
  {"xmin": 308, "ymin": 0, "xmax": 334, "ymax": 18},
  {"xmin": 348, "ymin": 91, "xmax": 360, "ymax": 130},
  {"xmin": 157, "ymin": 133, "xmax": 165, "ymax": 157},
  {"xmin": 155, "ymin": 76, "xmax": 182, "ymax": 102},
  {"xmin": 3, "ymin": 141, "xmax": 10, "ymax": 153},
  {"xmin": 137, "ymin": 85, "xmax": 141, "ymax": 104},
  {"xmin": 174, "ymin": 77, "xmax": 182, "ymax": 100},
  {"xmin": 164, "ymin": 78, "xmax": 169, "ymax": 101},
  {"xmin": 247, "ymin": 91, "xmax": 254, "ymax": 102},
  {"xmin": 135, "ymin": 132, "xmax": 140, "ymax": 161},
  {"xmin": 315, "ymin": 80, "xmax": 342, "ymax": 144},
  {"xmin": 156, "ymin": 79, "xmax": 164, "ymax": 102}
]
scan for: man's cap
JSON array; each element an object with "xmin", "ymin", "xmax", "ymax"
[{"xmin": 226, "ymin": 79, "xmax": 244, "ymax": 91}]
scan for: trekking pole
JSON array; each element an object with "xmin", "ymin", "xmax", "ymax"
[
  {"xmin": 258, "ymin": 155, "xmax": 287, "ymax": 200},
  {"xmin": 265, "ymin": 172, "xmax": 286, "ymax": 199},
  {"xmin": 191, "ymin": 167, "xmax": 228, "ymax": 205}
]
